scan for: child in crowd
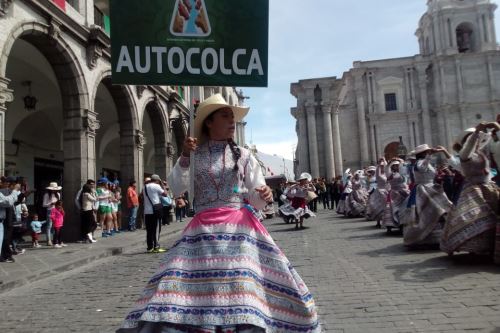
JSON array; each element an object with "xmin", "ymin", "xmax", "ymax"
[
  {"xmin": 50, "ymin": 200, "xmax": 66, "ymax": 248},
  {"xmin": 30, "ymin": 214, "xmax": 46, "ymax": 248}
]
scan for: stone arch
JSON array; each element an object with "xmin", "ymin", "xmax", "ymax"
[
  {"xmin": 0, "ymin": 20, "xmax": 89, "ymax": 111},
  {"xmin": 91, "ymin": 69, "xmax": 139, "ymax": 131},
  {"xmin": 456, "ymin": 22, "xmax": 476, "ymax": 53},
  {"xmin": 1, "ymin": 20, "xmax": 92, "ymax": 240},
  {"xmin": 142, "ymin": 98, "xmax": 169, "ymax": 179}
]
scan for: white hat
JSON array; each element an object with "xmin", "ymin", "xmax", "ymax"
[
  {"xmin": 46, "ymin": 182, "xmax": 62, "ymax": 191},
  {"xmin": 414, "ymin": 144, "xmax": 432, "ymax": 155},
  {"xmin": 366, "ymin": 166, "xmax": 376, "ymax": 172},
  {"xmin": 296, "ymin": 172, "xmax": 312, "ymax": 182},
  {"xmin": 407, "ymin": 150, "xmax": 416, "ymax": 159},
  {"xmin": 455, "ymin": 128, "xmax": 476, "ymax": 145},
  {"xmin": 344, "ymin": 168, "xmax": 351, "ymax": 175},
  {"xmin": 194, "ymin": 94, "xmax": 249, "ymax": 144}
]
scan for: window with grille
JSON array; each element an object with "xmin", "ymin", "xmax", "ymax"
[{"xmin": 384, "ymin": 93, "xmax": 397, "ymax": 112}]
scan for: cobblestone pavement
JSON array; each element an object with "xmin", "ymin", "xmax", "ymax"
[{"xmin": 0, "ymin": 209, "xmax": 500, "ymax": 332}]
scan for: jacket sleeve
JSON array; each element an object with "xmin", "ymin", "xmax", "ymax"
[
  {"xmin": 167, "ymin": 156, "xmax": 190, "ymax": 198},
  {"xmin": 0, "ymin": 190, "xmax": 19, "ymax": 207},
  {"xmin": 244, "ymin": 154, "xmax": 267, "ymax": 211}
]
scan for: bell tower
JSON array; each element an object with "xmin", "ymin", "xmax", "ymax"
[{"xmin": 416, "ymin": 0, "xmax": 497, "ymax": 56}]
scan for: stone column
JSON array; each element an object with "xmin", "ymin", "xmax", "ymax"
[
  {"xmin": 322, "ymin": 106, "xmax": 335, "ymax": 180},
  {"xmin": 356, "ymin": 95, "xmax": 369, "ymax": 166},
  {"xmin": 62, "ymin": 109, "xmax": 100, "ymax": 241},
  {"xmin": 306, "ymin": 106, "xmax": 320, "ymax": 178},
  {"xmin": 121, "ymin": 128, "xmax": 145, "ymax": 196},
  {"xmin": 416, "ymin": 65, "xmax": 432, "ymax": 144},
  {"xmin": 296, "ymin": 108, "xmax": 310, "ymax": 174},
  {"xmin": 331, "ymin": 109, "xmax": 343, "ymax": 174},
  {"xmin": 0, "ymin": 77, "xmax": 14, "ymax": 176}
]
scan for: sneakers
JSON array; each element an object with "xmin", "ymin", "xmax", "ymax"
[
  {"xmin": 102, "ymin": 232, "xmax": 109, "ymax": 238},
  {"xmin": 147, "ymin": 248, "xmax": 155, "ymax": 253},
  {"xmin": 47, "ymin": 241, "xmax": 53, "ymax": 246},
  {"xmin": 54, "ymin": 244, "xmax": 62, "ymax": 248},
  {"xmin": 3, "ymin": 257, "xmax": 15, "ymax": 263},
  {"xmin": 153, "ymin": 247, "xmax": 167, "ymax": 253},
  {"xmin": 60, "ymin": 243, "xmax": 68, "ymax": 247}
]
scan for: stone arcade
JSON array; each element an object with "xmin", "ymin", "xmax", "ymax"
[{"xmin": 0, "ymin": 0, "xmax": 247, "ymax": 240}]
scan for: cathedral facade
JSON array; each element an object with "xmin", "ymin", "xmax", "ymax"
[{"xmin": 291, "ymin": 0, "xmax": 500, "ymax": 179}]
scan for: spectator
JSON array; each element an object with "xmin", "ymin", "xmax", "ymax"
[
  {"xmin": 127, "ymin": 180, "xmax": 139, "ymax": 231},
  {"xmin": 50, "ymin": 200, "xmax": 65, "ymax": 248},
  {"xmin": 175, "ymin": 193, "xmax": 187, "ymax": 223},
  {"xmin": 111, "ymin": 181, "xmax": 122, "ymax": 233},
  {"xmin": 0, "ymin": 177, "xmax": 20, "ymax": 263},
  {"xmin": 12, "ymin": 193, "xmax": 28, "ymax": 255},
  {"xmin": 143, "ymin": 174, "xmax": 168, "ymax": 253},
  {"xmin": 96, "ymin": 178, "xmax": 113, "ymax": 238},
  {"xmin": 30, "ymin": 213, "xmax": 46, "ymax": 248},
  {"xmin": 43, "ymin": 182, "xmax": 62, "ymax": 246},
  {"xmin": 160, "ymin": 182, "xmax": 173, "ymax": 226},
  {"xmin": 75, "ymin": 179, "xmax": 96, "ymax": 241},
  {"xmin": 79, "ymin": 184, "xmax": 97, "ymax": 243}
]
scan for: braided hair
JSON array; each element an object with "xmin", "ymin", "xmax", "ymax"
[
  {"xmin": 202, "ymin": 110, "xmax": 241, "ymax": 172},
  {"xmin": 227, "ymin": 138, "xmax": 241, "ymax": 172}
]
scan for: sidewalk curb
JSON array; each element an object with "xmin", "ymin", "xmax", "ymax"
[{"xmin": 0, "ymin": 228, "xmax": 183, "ymax": 294}]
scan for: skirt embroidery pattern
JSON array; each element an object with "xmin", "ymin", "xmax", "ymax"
[{"xmin": 119, "ymin": 207, "xmax": 320, "ymax": 333}]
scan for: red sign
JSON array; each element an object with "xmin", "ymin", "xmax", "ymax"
[{"xmin": 52, "ymin": 0, "xmax": 66, "ymax": 11}]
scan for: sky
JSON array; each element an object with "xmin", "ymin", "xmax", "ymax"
[{"xmin": 242, "ymin": 0, "xmax": 500, "ymax": 161}]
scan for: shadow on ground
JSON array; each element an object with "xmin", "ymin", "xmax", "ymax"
[{"xmin": 384, "ymin": 254, "xmax": 500, "ymax": 283}]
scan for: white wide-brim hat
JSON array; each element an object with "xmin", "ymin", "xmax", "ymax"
[
  {"xmin": 366, "ymin": 166, "xmax": 376, "ymax": 172},
  {"xmin": 296, "ymin": 172, "xmax": 312, "ymax": 182},
  {"xmin": 455, "ymin": 128, "xmax": 476, "ymax": 145},
  {"xmin": 407, "ymin": 150, "xmax": 416, "ymax": 159},
  {"xmin": 46, "ymin": 182, "xmax": 62, "ymax": 190},
  {"xmin": 194, "ymin": 93, "xmax": 250, "ymax": 144},
  {"xmin": 388, "ymin": 159, "xmax": 402, "ymax": 167},
  {"xmin": 414, "ymin": 144, "xmax": 432, "ymax": 155}
]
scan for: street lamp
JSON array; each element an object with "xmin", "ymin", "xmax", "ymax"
[{"xmin": 22, "ymin": 81, "xmax": 37, "ymax": 112}]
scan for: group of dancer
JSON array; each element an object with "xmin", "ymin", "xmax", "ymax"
[{"xmin": 335, "ymin": 121, "xmax": 500, "ymax": 264}]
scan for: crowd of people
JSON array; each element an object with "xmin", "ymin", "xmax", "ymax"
[
  {"xmin": 0, "ymin": 173, "xmax": 192, "ymax": 263},
  {"xmin": 277, "ymin": 118, "xmax": 500, "ymax": 264}
]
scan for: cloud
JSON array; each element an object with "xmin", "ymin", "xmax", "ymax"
[{"xmin": 251, "ymin": 139, "xmax": 297, "ymax": 161}]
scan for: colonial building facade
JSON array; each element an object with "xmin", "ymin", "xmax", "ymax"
[
  {"xmin": 0, "ymin": 0, "xmax": 247, "ymax": 239},
  {"xmin": 291, "ymin": 0, "xmax": 500, "ymax": 179}
]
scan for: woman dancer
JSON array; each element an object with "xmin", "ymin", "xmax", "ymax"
[
  {"xmin": 285, "ymin": 173, "xmax": 317, "ymax": 229},
  {"xmin": 345, "ymin": 171, "xmax": 368, "ymax": 218},
  {"xmin": 441, "ymin": 124, "xmax": 500, "ymax": 263},
  {"xmin": 382, "ymin": 159, "xmax": 410, "ymax": 233},
  {"xmin": 400, "ymin": 144, "xmax": 453, "ymax": 248},
  {"xmin": 118, "ymin": 94, "xmax": 320, "ymax": 332},
  {"xmin": 367, "ymin": 159, "xmax": 389, "ymax": 227}
]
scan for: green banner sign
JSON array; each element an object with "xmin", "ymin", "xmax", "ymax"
[{"xmin": 110, "ymin": 0, "xmax": 269, "ymax": 87}]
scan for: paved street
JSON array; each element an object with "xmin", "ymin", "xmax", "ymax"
[{"xmin": 0, "ymin": 208, "xmax": 500, "ymax": 332}]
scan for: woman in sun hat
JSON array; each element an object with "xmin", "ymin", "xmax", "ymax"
[
  {"xmin": 118, "ymin": 94, "xmax": 320, "ymax": 333},
  {"xmin": 367, "ymin": 159, "xmax": 389, "ymax": 227},
  {"xmin": 400, "ymin": 144, "xmax": 453, "ymax": 248},
  {"xmin": 42, "ymin": 181, "xmax": 62, "ymax": 246},
  {"xmin": 345, "ymin": 170, "xmax": 368, "ymax": 218},
  {"xmin": 382, "ymin": 158, "xmax": 410, "ymax": 233},
  {"xmin": 336, "ymin": 169, "xmax": 353, "ymax": 215},
  {"xmin": 441, "ymin": 123, "xmax": 500, "ymax": 262},
  {"xmin": 280, "ymin": 172, "xmax": 317, "ymax": 230}
]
